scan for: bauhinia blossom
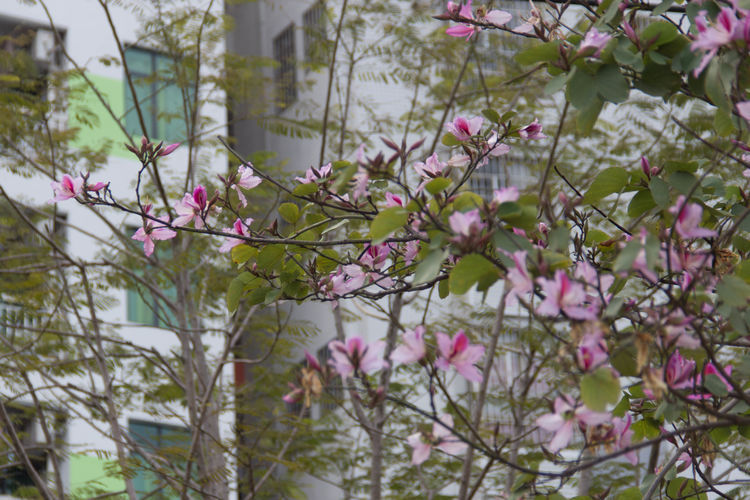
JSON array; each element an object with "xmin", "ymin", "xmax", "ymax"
[
  {"xmin": 665, "ymin": 350, "xmax": 696, "ymax": 390},
  {"xmin": 328, "ymin": 336, "xmax": 388, "ymax": 379},
  {"xmin": 669, "ymin": 195, "xmax": 717, "ymax": 240},
  {"xmin": 492, "ymin": 186, "xmax": 519, "ymax": 206},
  {"xmin": 576, "ymin": 327, "xmax": 609, "ymax": 372},
  {"xmin": 232, "ymin": 164, "xmax": 262, "ymax": 207},
  {"xmin": 579, "ymin": 27, "xmax": 612, "ymax": 57},
  {"xmin": 518, "ymin": 119, "xmax": 546, "ymax": 140},
  {"xmin": 435, "ymin": 330, "xmax": 485, "ymax": 382},
  {"xmin": 49, "ymin": 174, "xmax": 84, "ymax": 203},
  {"xmin": 445, "ymin": 0, "xmax": 480, "ymax": 39},
  {"xmin": 535, "ymin": 395, "xmax": 610, "ymax": 453},
  {"xmin": 296, "ymin": 163, "xmax": 332, "ymax": 184},
  {"xmin": 691, "ymin": 8, "xmax": 739, "ymax": 76},
  {"xmin": 283, "ymin": 350, "xmax": 324, "ymax": 408},
  {"xmin": 391, "ymin": 325, "xmax": 426, "ymax": 365},
  {"xmin": 537, "ymin": 270, "xmax": 597, "ymax": 320},
  {"xmin": 505, "ymin": 250, "xmax": 533, "ymax": 306},
  {"xmin": 484, "ymin": 9, "xmax": 512, "ymax": 27},
  {"xmin": 218, "ymin": 217, "xmax": 254, "ymax": 253},
  {"xmin": 444, "ymin": 115, "xmax": 483, "ymax": 141},
  {"xmin": 448, "ymin": 209, "xmax": 485, "ymax": 239},
  {"xmin": 173, "ymin": 185, "xmax": 210, "ymax": 228},
  {"xmin": 157, "ymin": 142, "xmax": 180, "ymax": 157},
  {"xmin": 414, "ymin": 153, "xmax": 447, "ymax": 192},
  {"xmin": 407, "ymin": 413, "xmax": 467, "ymax": 465},
  {"xmin": 738, "ymin": 101, "xmax": 750, "ymax": 122},
  {"xmin": 131, "ymin": 205, "xmax": 177, "ymax": 257}
]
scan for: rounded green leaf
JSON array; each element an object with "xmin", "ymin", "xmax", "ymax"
[
  {"xmin": 369, "ymin": 206, "xmax": 408, "ymax": 244},
  {"xmin": 449, "ymin": 254, "xmax": 499, "ymax": 295},
  {"xmin": 278, "ymin": 202, "xmax": 300, "ymax": 224},
  {"xmin": 583, "ymin": 167, "xmax": 629, "ymax": 203},
  {"xmin": 580, "ymin": 366, "xmax": 621, "ymax": 411}
]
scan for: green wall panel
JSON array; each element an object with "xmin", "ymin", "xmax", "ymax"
[
  {"xmin": 68, "ymin": 73, "xmax": 131, "ymax": 159},
  {"xmin": 69, "ymin": 453, "xmax": 126, "ymax": 499}
]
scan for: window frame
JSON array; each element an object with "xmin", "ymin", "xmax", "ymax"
[{"xmin": 272, "ymin": 23, "xmax": 297, "ymax": 111}]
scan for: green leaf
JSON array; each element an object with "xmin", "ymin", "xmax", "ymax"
[
  {"xmin": 583, "ymin": 167, "xmax": 629, "ymax": 203},
  {"xmin": 613, "ymin": 239, "xmax": 642, "ymax": 273},
  {"xmin": 438, "ymin": 276, "xmax": 450, "ymax": 299},
  {"xmin": 482, "ymin": 108, "xmax": 500, "ymax": 123},
  {"xmin": 425, "ymin": 177, "xmax": 452, "ymax": 195},
  {"xmin": 369, "ymin": 206, "xmax": 408, "ymax": 244},
  {"xmin": 653, "ymin": 0, "xmax": 675, "ymax": 15},
  {"xmin": 278, "ymin": 202, "xmax": 300, "ymax": 224},
  {"xmin": 576, "ymin": 96, "xmax": 604, "ymax": 134},
  {"xmin": 667, "ymin": 171, "xmax": 698, "ymax": 195},
  {"xmin": 617, "ymin": 486, "xmax": 643, "ymax": 500},
  {"xmin": 442, "ymin": 133, "xmax": 461, "ymax": 147},
  {"xmin": 496, "ymin": 201, "xmax": 523, "ymax": 219},
  {"xmin": 315, "ymin": 249, "xmax": 340, "ymax": 274},
  {"xmin": 581, "ymin": 367, "xmax": 621, "ymax": 411},
  {"xmin": 548, "ymin": 225, "xmax": 569, "ymax": 252},
  {"xmin": 641, "ymin": 21, "xmax": 679, "ymax": 47},
  {"xmin": 515, "ymin": 40, "xmax": 562, "ymax": 66},
  {"xmin": 257, "ymin": 244, "xmax": 285, "ymax": 269},
  {"xmin": 628, "ymin": 189, "xmax": 656, "ymax": 218},
  {"xmin": 567, "ymin": 67, "xmax": 596, "ymax": 109},
  {"xmin": 231, "ymin": 245, "xmax": 256, "ymax": 265},
  {"xmin": 717, "ymin": 275, "xmax": 750, "ymax": 307},
  {"xmin": 704, "ymin": 373, "xmax": 730, "ymax": 397},
  {"xmin": 649, "ymin": 177, "xmax": 670, "ymax": 207},
  {"xmin": 292, "ymin": 182, "xmax": 318, "ymax": 197},
  {"xmin": 714, "ymin": 106, "xmax": 736, "ymax": 136},
  {"xmin": 710, "ymin": 426, "xmax": 731, "ymax": 444},
  {"xmin": 596, "ymin": 64, "xmax": 629, "ymax": 103},
  {"xmin": 544, "ymin": 73, "xmax": 568, "ymax": 95},
  {"xmin": 226, "ymin": 277, "xmax": 245, "ymax": 312},
  {"xmin": 452, "ymin": 191, "xmax": 484, "ymax": 211},
  {"xmin": 413, "ymin": 249, "xmax": 447, "ymax": 285},
  {"xmin": 636, "ymin": 62, "xmax": 682, "ymax": 97},
  {"xmin": 704, "ymin": 57, "xmax": 730, "ymax": 110},
  {"xmin": 610, "ymin": 342, "xmax": 637, "ymax": 375},
  {"xmin": 449, "ymin": 254, "xmax": 499, "ymax": 295},
  {"xmin": 585, "ymin": 229, "xmax": 610, "ymax": 247}
]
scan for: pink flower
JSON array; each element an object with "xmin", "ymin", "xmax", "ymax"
[
  {"xmin": 444, "ymin": 116, "xmax": 484, "ymax": 141},
  {"xmin": 669, "ymin": 195, "xmax": 717, "ymax": 240},
  {"xmin": 492, "ymin": 186, "xmax": 519, "ymax": 205},
  {"xmin": 232, "ymin": 164, "xmax": 262, "ymax": 208},
  {"xmin": 218, "ymin": 217, "xmax": 254, "ymax": 253},
  {"xmin": 384, "ymin": 191, "xmax": 404, "ymax": 208},
  {"xmin": 435, "ymin": 330, "xmax": 485, "ymax": 382},
  {"xmin": 576, "ymin": 327, "xmax": 609, "ymax": 372},
  {"xmin": 414, "ymin": 153, "xmax": 447, "ymax": 192},
  {"xmin": 446, "ymin": 24, "xmax": 479, "ymax": 39},
  {"xmin": 738, "ymin": 101, "xmax": 750, "ymax": 121},
  {"xmin": 485, "ymin": 132, "xmax": 511, "ymax": 158},
  {"xmin": 690, "ymin": 8, "xmax": 743, "ymax": 76},
  {"xmin": 505, "ymin": 250, "xmax": 533, "ymax": 306},
  {"xmin": 49, "ymin": 174, "xmax": 84, "ymax": 203},
  {"xmin": 87, "ymin": 181, "xmax": 107, "ymax": 192},
  {"xmin": 403, "ymin": 240, "xmax": 419, "ymax": 265},
  {"xmin": 579, "ymin": 27, "xmax": 612, "ymax": 57},
  {"xmin": 612, "ymin": 415, "xmax": 638, "ymax": 465},
  {"xmin": 296, "ymin": 163, "xmax": 332, "ymax": 184},
  {"xmin": 407, "ymin": 414, "xmax": 467, "ymax": 465},
  {"xmin": 665, "ymin": 350, "xmax": 696, "ymax": 390},
  {"xmin": 485, "ymin": 9, "xmax": 512, "ymax": 27},
  {"xmin": 535, "ymin": 395, "xmax": 610, "ymax": 453},
  {"xmin": 157, "ymin": 142, "xmax": 180, "ymax": 157},
  {"xmin": 448, "ymin": 209, "xmax": 485, "ymax": 238},
  {"xmin": 537, "ymin": 270, "xmax": 597, "ymax": 320},
  {"xmin": 391, "ymin": 326, "xmax": 426, "ymax": 365},
  {"xmin": 173, "ymin": 185, "xmax": 209, "ymax": 228},
  {"xmin": 352, "ymin": 167, "xmax": 370, "ymax": 201},
  {"xmin": 131, "ymin": 205, "xmax": 177, "ymax": 257},
  {"xmin": 328, "ymin": 336, "xmax": 388, "ymax": 379},
  {"xmin": 447, "ymin": 154, "xmax": 470, "ymax": 168},
  {"xmin": 518, "ymin": 119, "xmax": 546, "ymax": 140}
]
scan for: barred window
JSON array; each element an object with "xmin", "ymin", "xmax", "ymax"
[
  {"xmin": 273, "ymin": 24, "xmax": 297, "ymax": 110},
  {"xmin": 317, "ymin": 343, "xmax": 342, "ymax": 416},
  {"xmin": 469, "ymin": 155, "xmax": 529, "ymax": 201},
  {"xmin": 303, "ymin": 1, "xmax": 327, "ymax": 66}
]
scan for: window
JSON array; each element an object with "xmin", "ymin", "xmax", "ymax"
[
  {"xmin": 469, "ymin": 155, "xmax": 530, "ymax": 200},
  {"xmin": 303, "ymin": 2, "xmax": 327, "ymax": 66},
  {"xmin": 273, "ymin": 24, "xmax": 297, "ymax": 110},
  {"xmin": 0, "ymin": 17, "xmax": 64, "ymax": 101},
  {"xmin": 317, "ymin": 343, "xmax": 342, "ymax": 416},
  {"xmin": 128, "ymin": 419, "xmax": 190, "ymax": 499},
  {"xmin": 0, "ymin": 300, "xmax": 38, "ymax": 339},
  {"xmin": 0, "ymin": 403, "xmax": 66, "ymax": 497},
  {"xmin": 123, "ymin": 47, "xmax": 187, "ymax": 142}
]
